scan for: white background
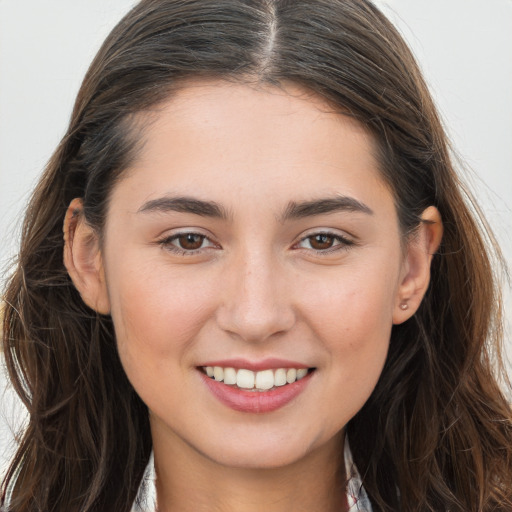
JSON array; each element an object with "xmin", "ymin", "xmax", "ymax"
[{"xmin": 1, "ymin": 0, "xmax": 511, "ymax": 474}]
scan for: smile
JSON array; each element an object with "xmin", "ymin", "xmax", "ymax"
[
  {"xmin": 198, "ymin": 365, "xmax": 316, "ymax": 413},
  {"xmin": 201, "ymin": 366, "xmax": 313, "ymax": 391}
]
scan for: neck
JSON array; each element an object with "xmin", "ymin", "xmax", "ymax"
[{"xmin": 151, "ymin": 422, "xmax": 348, "ymax": 512}]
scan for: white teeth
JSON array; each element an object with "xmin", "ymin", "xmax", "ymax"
[
  {"xmin": 213, "ymin": 366, "xmax": 224, "ymax": 382},
  {"xmin": 286, "ymin": 368, "xmax": 297, "ymax": 384},
  {"xmin": 237, "ymin": 369, "xmax": 255, "ymax": 389},
  {"xmin": 274, "ymin": 368, "xmax": 287, "ymax": 387},
  {"xmin": 296, "ymin": 368, "xmax": 308, "ymax": 380},
  {"xmin": 255, "ymin": 369, "xmax": 274, "ymax": 390},
  {"xmin": 223, "ymin": 367, "xmax": 237, "ymax": 385},
  {"xmin": 203, "ymin": 366, "xmax": 311, "ymax": 390}
]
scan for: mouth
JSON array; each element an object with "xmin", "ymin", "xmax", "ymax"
[{"xmin": 199, "ymin": 365, "xmax": 316, "ymax": 392}]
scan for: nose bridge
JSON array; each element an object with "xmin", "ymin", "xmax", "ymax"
[{"xmin": 217, "ymin": 246, "xmax": 295, "ymax": 342}]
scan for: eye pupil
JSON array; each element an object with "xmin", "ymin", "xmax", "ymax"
[
  {"xmin": 310, "ymin": 234, "xmax": 334, "ymax": 250},
  {"xmin": 179, "ymin": 234, "xmax": 204, "ymax": 250}
]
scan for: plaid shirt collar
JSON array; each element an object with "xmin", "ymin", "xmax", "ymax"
[{"xmin": 344, "ymin": 435, "xmax": 373, "ymax": 511}]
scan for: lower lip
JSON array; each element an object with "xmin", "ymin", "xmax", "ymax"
[{"xmin": 199, "ymin": 370, "xmax": 314, "ymax": 413}]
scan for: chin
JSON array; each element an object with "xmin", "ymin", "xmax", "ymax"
[
  {"xmin": 205, "ymin": 445, "xmax": 311, "ymax": 470},
  {"xmin": 197, "ymin": 425, "xmax": 339, "ymax": 471}
]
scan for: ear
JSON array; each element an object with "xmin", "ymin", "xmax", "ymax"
[
  {"xmin": 63, "ymin": 198, "xmax": 111, "ymax": 314},
  {"xmin": 393, "ymin": 206, "xmax": 443, "ymax": 324}
]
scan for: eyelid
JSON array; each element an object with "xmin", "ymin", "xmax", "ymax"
[
  {"xmin": 293, "ymin": 229, "xmax": 356, "ymax": 253},
  {"xmin": 156, "ymin": 228, "xmax": 357, "ymax": 257},
  {"xmin": 157, "ymin": 229, "xmax": 220, "ymax": 255}
]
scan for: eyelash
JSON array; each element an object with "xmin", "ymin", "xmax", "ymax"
[
  {"xmin": 158, "ymin": 232, "xmax": 217, "ymax": 256},
  {"xmin": 294, "ymin": 231, "xmax": 355, "ymax": 254},
  {"xmin": 158, "ymin": 230, "xmax": 355, "ymax": 256}
]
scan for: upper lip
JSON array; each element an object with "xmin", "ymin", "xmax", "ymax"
[{"xmin": 198, "ymin": 358, "xmax": 313, "ymax": 372}]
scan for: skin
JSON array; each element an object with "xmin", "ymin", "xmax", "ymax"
[{"xmin": 64, "ymin": 81, "xmax": 442, "ymax": 512}]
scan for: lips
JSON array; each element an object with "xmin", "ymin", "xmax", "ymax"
[{"xmin": 198, "ymin": 359, "xmax": 316, "ymax": 413}]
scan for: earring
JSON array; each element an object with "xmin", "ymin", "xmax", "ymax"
[{"xmin": 399, "ymin": 302, "xmax": 409, "ymax": 311}]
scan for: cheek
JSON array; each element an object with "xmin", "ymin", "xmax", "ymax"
[
  {"xmin": 299, "ymin": 263, "xmax": 397, "ymax": 378},
  {"xmin": 303, "ymin": 277, "xmax": 394, "ymax": 424},
  {"xmin": 302, "ymin": 262, "xmax": 396, "ymax": 334},
  {"xmin": 106, "ymin": 259, "xmax": 217, "ymax": 376}
]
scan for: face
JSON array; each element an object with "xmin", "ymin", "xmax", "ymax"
[{"xmin": 88, "ymin": 82, "xmax": 413, "ymax": 469}]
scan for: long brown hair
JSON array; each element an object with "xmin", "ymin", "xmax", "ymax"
[{"xmin": 2, "ymin": 1, "xmax": 511, "ymax": 510}]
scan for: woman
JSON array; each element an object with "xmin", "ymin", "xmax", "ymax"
[{"xmin": 1, "ymin": 0, "xmax": 511, "ymax": 510}]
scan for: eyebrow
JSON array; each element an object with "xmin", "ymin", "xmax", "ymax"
[
  {"xmin": 279, "ymin": 196, "xmax": 373, "ymax": 221},
  {"xmin": 138, "ymin": 196, "xmax": 231, "ymax": 219},
  {"xmin": 137, "ymin": 195, "xmax": 373, "ymax": 221}
]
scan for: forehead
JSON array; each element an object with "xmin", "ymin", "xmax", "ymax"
[
  {"xmin": 133, "ymin": 80, "xmax": 374, "ymax": 163},
  {"xmin": 114, "ymin": 81, "xmax": 392, "ymax": 218}
]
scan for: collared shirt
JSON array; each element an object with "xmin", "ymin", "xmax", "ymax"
[{"xmin": 132, "ymin": 436, "xmax": 373, "ymax": 511}]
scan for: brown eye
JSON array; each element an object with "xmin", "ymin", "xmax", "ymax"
[
  {"xmin": 308, "ymin": 234, "xmax": 336, "ymax": 250},
  {"xmin": 159, "ymin": 231, "xmax": 218, "ymax": 255},
  {"xmin": 176, "ymin": 233, "xmax": 205, "ymax": 250},
  {"xmin": 295, "ymin": 231, "xmax": 354, "ymax": 253}
]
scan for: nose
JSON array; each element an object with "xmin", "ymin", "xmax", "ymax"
[{"xmin": 215, "ymin": 250, "xmax": 296, "ymax": 344}]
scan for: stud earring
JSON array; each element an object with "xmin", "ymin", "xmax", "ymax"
[{"xmin": 399, "ymin": 302, "xmax": 409, "ymax": 311}]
